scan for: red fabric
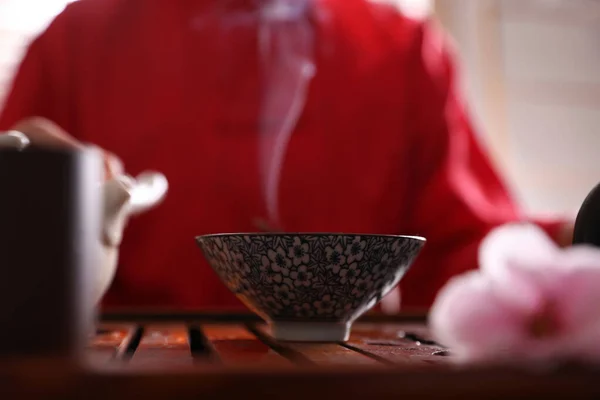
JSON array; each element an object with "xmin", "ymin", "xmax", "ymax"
[{"xmin": 0, "ymin": 0, "xmax": 566, "ymax": 311}]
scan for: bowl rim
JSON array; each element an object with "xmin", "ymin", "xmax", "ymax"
[{"xmin": 195, "ymin": 232, "xmax": 426, "ymax": 242}]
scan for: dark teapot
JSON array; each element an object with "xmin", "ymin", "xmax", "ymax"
[{"xmin": 573, "ymin": 183, "xmax": 600, "ymax": 246}]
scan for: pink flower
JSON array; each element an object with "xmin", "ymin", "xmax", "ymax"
[{"xmin": 429, "ymin": 223, "xmax": 600, "ymax": 364}]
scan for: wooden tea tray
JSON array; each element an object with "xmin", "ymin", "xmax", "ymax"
[{"xmin": 1, "ymin": 311, "xmax": 598, "ymax": 399}]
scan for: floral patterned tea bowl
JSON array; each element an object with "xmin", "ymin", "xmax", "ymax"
[{"xmin": 195, "ymin": 233, "xmax": 426, "ymax": 342}]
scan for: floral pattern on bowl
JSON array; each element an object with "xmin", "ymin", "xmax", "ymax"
[{"xmin": 196, "ymin": 233, "xmax": 425, "ymax": 341}]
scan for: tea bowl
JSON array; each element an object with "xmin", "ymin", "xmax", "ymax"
[{"xmin": 195, "ymin": 233, "xmax": 425, "ymax": 342}]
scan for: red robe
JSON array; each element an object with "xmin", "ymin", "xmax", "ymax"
[{"xmin": 0, "ymin": 0, "xmax": 565, "ymax": 311}]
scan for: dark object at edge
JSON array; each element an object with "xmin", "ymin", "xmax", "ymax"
[
  {"xmin": 573, "ymin": 182, "xmax": 600, "ymax": 247},
  {"xmin": 0, "ymin": 148, "xmax": 101, "ymax": 358}
]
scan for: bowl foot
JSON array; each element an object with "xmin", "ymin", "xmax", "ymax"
[{"xmin": 268, "ymin": 321, "xmax": 351, "ymax": 342}]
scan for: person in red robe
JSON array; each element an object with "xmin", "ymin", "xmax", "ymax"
[{"xmin": 0, "ymin": 0, "xmax": 572, "ymax": 312}]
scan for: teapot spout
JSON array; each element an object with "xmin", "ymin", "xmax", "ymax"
[
  {"xmin": 128, "ymin": 171, "xmax": 168, "ymax": 216},
  {"xmin": 102, "ymin": 176, "xmax": 134, "ymax": 247}
]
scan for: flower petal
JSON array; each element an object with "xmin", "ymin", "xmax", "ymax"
[
  {"xmin": 431, "ymin": 224, "xmax": 600, "ymax": 365},
  {"xmin": 429, "ymin": 271, "xmax": 526, "ymax": 362},
  {"xmin": 550, "ymin": 250, "xmax": 600, "ymax": 335},
  {"xmin": 480, "ymin": 223, "xmax": 560, "ymax": 271},
  {"xmin": 562, "ymin": 318, "xmax": 600, "ymax": 362},
  {"xmin": 478, "ymin": 223, "xmax": 559, "ymax": 313},
  {"xmin": 560, "ymin": 245, "xmax": 600, "ymax": 272}
]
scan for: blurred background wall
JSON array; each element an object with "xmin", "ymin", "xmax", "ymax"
[
  {"xmin": 0, "ymin": 0, "xmax": 598, "ymax": 217},
  {"xmin": 434, "ymin": 0, "xmax": 600, "ymax": 218}
]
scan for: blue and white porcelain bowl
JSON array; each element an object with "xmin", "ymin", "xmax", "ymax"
[{"xmin": 195, "ymin": 233, "xmax": 426, "ymax": 342}]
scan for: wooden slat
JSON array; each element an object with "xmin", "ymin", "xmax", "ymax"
[
  {"xmin": 2, "ymin": 361, "xmax": 600, "ymax": 400},
  {"xmin": 350, "ymin": 323, "xmax": 441, "ymax": 344},
  {"xmin": 396, "ymin": 323, "xmax": 440, "ymax": 344},
  {"xmin": 129, "ymin": 325, "xmax": 195, "ymax": 369},
  {"xmin": 284, "ymin": 343, "xmax": 382, "ymax": 366},
  {"xmin": 200, "ymin": 324, "xmax": 292, "ymax": 367},
  {"xmin": 86, "ymin": 324, "xmax": 134, "ymax": 365},
  {"xmin": 345, "ymin": 324, "xmax": 450, "ymax": 366},
  {"xmin": 251, "ymin": 324, "xmax": 382, "ymax": 367}
]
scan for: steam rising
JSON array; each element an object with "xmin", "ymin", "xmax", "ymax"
[{"xmin": 257, "ymin": 0, "xmax": 315, "ymax": 229}]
